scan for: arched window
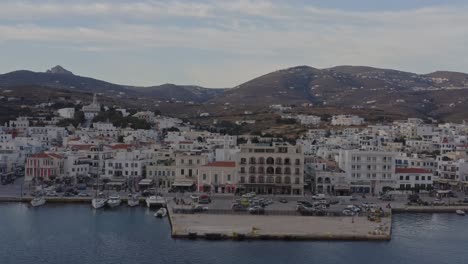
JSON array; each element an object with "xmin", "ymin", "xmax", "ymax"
[
  {"xmin": 317, "ymin": 177, "xmax": 323, "ymax": 184},
  {"xmin": 266, "ymin": 167, "xmax": 274, "ymax": 174},
  {"xmin": 249, "ymin": 166, "xmax": 256, "ymax": 173},
  {"xmin": 240, "ymin": 176, "xmax": 245, "ymax": 183},
  {"xmin": 258, "ymin": 157, "xmax": 265, "ymax": 164},
  {"xmin": 275, "ymin": 176, "xmax": 282, "ymax": 184},
  {"xmin": 266, "ymin": 157, "xmax": 274, "ymax": 165},
  {"xmin": 275, "ymin": 158, "xmax": 282, "ymax": 165},
  {"xmin": 267, "ymin": 176, "xmax": 274, "ymax": 183},
  {"xmin": 284, "ymin": 167, "xmax": 291, "ymax": 175},
  {"xmin": 284, "ymin": 158, "xmax": 291, "ymax": 165},
  {"xmin": 249, "ymin": 176, "xmax": 256, "ymax": 183},
  {"xmin": 295, "ymin": 177, "xmax": 300, "ymax": 184},
  {"xmin": 275, "ymin": 167, "xmax": 282, "ymax": 174},
  {"xmin": 258, "ymin": 176, "xmax": 265, "ymax": 183},
  {"xmin": 325, "ymin": 177, "xmax": 331, "ymax": 184},
  {"xmin": 258, "ymin": 167, "xmax": 264, "ymax": 174},
  {"xmin": 249, "ymin": 157, "xmax": 256, "ymax": 164},
  {"xmin": 284, "ymin": 176, "xmax": 291, "ymax": 184}
]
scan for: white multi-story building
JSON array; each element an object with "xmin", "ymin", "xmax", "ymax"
[
  {"xmin": 337, "ymin": 149, "xmax": 397, "ymax": 194},
  {"xmin": 57, "ymin": 108, "xmax": 75, "ymax": 119},
  {"xmin": 331, "ymin": 115, "xmax": 365, "ymax": 126}
]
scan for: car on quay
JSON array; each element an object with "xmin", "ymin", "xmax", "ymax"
[
  {"xmin": 242, "ymin": 192, "xmax": 256, "ymax": 199},
  {"xmin": 78, "ymin": 192, "xmax": 90, "ymax": 197},
  {"xmin": 248, "ymin": 205, "xmax": 265, "ymax": 214},
  {"xmin": 279, "ymin": 198, "xmax": 288, "ymax": 203},
  {"xmin": 198, "ymin": 194, "xmax": 211, "ymax": 204},
  {"xmin": 46, "ymin": 191, "xmax": 58, "ymax": 197},
  {"xmin": 346, "ymin": 205, "xmax": 361, "ymax": 213},
  {"xmin": 342, "ymin": 209, "xmax": 355, "ymax": 216},
  {"xmin": 312, "ymin": 194, "xmax": 326, "ymax": 200}
]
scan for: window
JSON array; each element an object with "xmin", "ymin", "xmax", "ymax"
[
  {"xmin": 227, "ymin": 174, "xmax": 231, "ymax": 181},
  {"xmin": 406, "ymin": 176, "xmax": 409, "ymax": 180},
  {"xmin": 415, "ymin": 176, "xmax": 419, "ymax": 181},
  {"xmin": 181, "ymin": 169, "xmax": 185, "ymax": 175}
]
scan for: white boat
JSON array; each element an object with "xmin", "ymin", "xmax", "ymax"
[
  {"xmin": 92, "ymin": 198, "xmax": 107, "ymax": 209},
  {"xmin": 154, "ymin": 208, "xmax": 167, "ymax": 218},
  {"xmin": 456, "ymin": 210, "xmax": 465, "ymax": 216},
  {"xmin": 127, "ymin": 195, "xmax": 140, "ymax": 207},
  {"xmin": 31, "ymin": 196, "xmax": 46, "ymax": 207},
  {"xmin": 107, "ymin": 195, "xmax": 121, "ymax": 208},
  {"xmin": 146, "ymin": 195, "xmax": 166, "ymax": 208}
]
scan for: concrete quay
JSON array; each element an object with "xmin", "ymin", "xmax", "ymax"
[{"xmin": 168, "ymin": 205, "xmax": 391, "ymax": 241}]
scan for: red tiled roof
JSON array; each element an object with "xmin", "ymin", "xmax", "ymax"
[
  {"xmin": 30, "ymin": 153, "xmax": 63, "ymax": 159},
  {"xmin": 203, "ymin": 161, "xmax": 236, "ymax": 168},
  {"xmin": 395, "ymin": 168, "xmax": 431, "ymax": 174},
  {"xmin": 110, "ymin": 144, "xmax": 134, "ymax": 150}
]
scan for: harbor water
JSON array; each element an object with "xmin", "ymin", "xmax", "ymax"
[{"xmin": 1, "ymin": 203, "xmax": 467, "ymax": 264}]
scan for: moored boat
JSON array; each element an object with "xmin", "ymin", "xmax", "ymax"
[
  {"xmin": 31, "ymin": 196, "xmax": 46, "ymax": 207},
  {"xmin": 456, "ymin": 210, "xmax": 465, "ymax": 216},
  {"xmin": 154, "ymin": 208, "xmax": 167, "ymax": 218},
  {"xmin": 92, "ymin": 198, "xmax": 107, "ymax": 209},
  {"xmin": 107, "ymin": 195, "xmax": 121, "ymax": 208},
  {"xmin": 127, "ymin": 195, "xmax": 140, "ymax": 207},
  {"xmin": 146, "ymin": 195, "xmax": 166, "ymax": 208}
]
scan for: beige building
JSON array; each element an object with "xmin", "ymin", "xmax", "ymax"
[
  {"xmin": 237, "ymin": 142, "xmax": 304, "ymax": 195},
  {"xmin": 198, "ymin": 161, "xmax": 237, "ymax": 193}
]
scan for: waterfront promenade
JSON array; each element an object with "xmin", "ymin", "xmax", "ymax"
[{"xmin": 169, "ymin": 212, "xmax": 391, "ymax": 241}]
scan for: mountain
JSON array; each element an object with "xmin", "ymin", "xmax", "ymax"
[
  {"xmin": 46, "ymin": 65, "xmax": 74, "ymax": 75},
  {"xmin": 210, "ymin": 65, "xmax": 468, "ymax": 121},
  {"xmin": 130, "ymin": 84, "xmax": 225, "ymax": 103},
  {"xmin": 1, "ymin": 65, "xmax": 467, "ymax": 121},
  {"xmin": 0, "ymin": 66, "xmax": 221, "ymax": 103},
  {"xmin": 0, "ymin": 66, "xmax": 132, "ymax": 95}
]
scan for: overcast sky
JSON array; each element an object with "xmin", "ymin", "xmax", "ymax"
[{"xmin": 0, "ymin": 0, "xmax": 467, "ymax": 88}]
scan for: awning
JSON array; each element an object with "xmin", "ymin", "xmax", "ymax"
[
  {"xmin": 172, "ymin": 182, "xmax": 194, "ymax": 187},
  {"xmin": 138, "ymin": 179, "xmax": 154, "ymax": 186}
]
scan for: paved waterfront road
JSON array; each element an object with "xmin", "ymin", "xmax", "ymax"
[{"xmin": 1, "ymin": 203, "xmax": 468, "ymax": 264}]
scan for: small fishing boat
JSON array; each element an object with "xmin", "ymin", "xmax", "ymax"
[
  {"xmin": 31, "ymin": 196, "xmax": 46, "ymax": 207},
  {"xmin": 456, "ymin": 210, "xmax": 465, "ymax": 216},
  {"xmin": 107, "ymin": 195, "xmax": 121, "ymax": 208},
  {"xmin": 154, "ymin": 208, "xmax": 167, "ymax": 218},
  {"xmin": 92, "ymin": 198, "xmax": 107, "ymax": 209},
  {"xmin": 127, "ymin": 194, "xmax": 140, "ymax": 207}
]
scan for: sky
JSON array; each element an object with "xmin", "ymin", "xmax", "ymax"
[{"xmin": 0, "ymin": 0, "xmax": 467, "ymax": 88}]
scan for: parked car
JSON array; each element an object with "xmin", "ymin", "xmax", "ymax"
[
  {"xmin": 242, "ymin": 192, "xmax": 256, "ymax": 199},
  {"xmin": 232, "ymin": 204, "xmax": 246, "ymax": 211},
  {"xmin": 279, "ymin": 198, "xmax": 288, "ymax": 203},
  {"xmin": 46, "ymin": 191, "xmax": 58, "ymax": 197},
  {"xmin": 342, "ymin": 209, "xmax": 355, "ymax": 216},
  {"xmin": 312, "ymin": 194, "xmax": 326, "ymax": 200},
  {"xmin": 193, "ymin": 205, "xmax": 209, "ymax": 212},
  {"xmin": 248, "ymin": 206, "xmax": 265, "ymax": 214},
  {"xmin": 198, "ymin": 194, "xmax": 211, "ymax": 204},
  {"xmin": 78, "ymin": 192, "xmax": 89, "ymax": 197}
]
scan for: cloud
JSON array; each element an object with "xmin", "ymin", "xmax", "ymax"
[{"xmin": 0, "ymin": 0, "xmax": 467, "ymax": 86}]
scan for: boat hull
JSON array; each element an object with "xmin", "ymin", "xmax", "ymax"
[
  {"xmin": 92, "ymin": 199, "xmax": 107, "ymax": 209},
  {"xmin": 31, "ymin": 198, "xmax": 46, "ymax": 207},
  {"xmin": 127, "ymin": 199, "xmax": 140, "ymax": 207}
]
